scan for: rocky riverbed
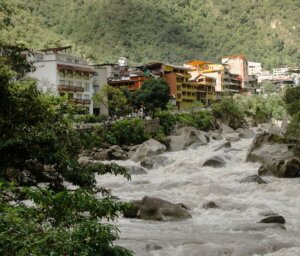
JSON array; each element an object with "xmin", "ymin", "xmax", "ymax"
[{"xmin": 95, "ymin": 127, "xmax": 300, "ymax": 256}]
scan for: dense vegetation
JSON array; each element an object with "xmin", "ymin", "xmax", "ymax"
[
  {"xmin": 0, "ymin": 44, "xmax": 133, "ymax": 255},
  {"xmin": 2, "ymin": 0, "xmax": 300, "ymax": 68},
  {"xmin": 284, "ymin": 86, "xmax": 300, "ymax": 140}
]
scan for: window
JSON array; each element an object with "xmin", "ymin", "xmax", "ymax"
[
  {"xmin": 84, "ymin": 94, "xmax": 89, "ymax": 99},
  {"xmin": 77, "ymin": 81, "xmax": 82, "ymax": 87},
  {"xmin": 59, "ymin": 80, "xmax": 65, "ymax": 85},
  {"xmin": 93, "ymin": 85, "xmax": 99, "ymax": 92},
  {"xmin": 67, "ymin": 81, "xmax": 73, "ymax": 86},
  {"xmin": 84, "ymin": 83, "xmax": 89, "ymax": 92},
  {"xmin": 77, "ymin": 94, "xmax": 82, "ymax": 99}
]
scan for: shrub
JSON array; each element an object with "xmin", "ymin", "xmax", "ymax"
[
  {"xmin": 106, "ymin": 118, "xmax": 149, "ymax": 145},
  {"xmin": 155, "ymin": 110, "xmax": 177, "ymax": 135},
  {"xmin": 174, "ymin": 111, "xmax": 215, "ymax": 131}
]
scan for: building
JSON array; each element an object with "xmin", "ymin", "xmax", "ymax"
[
  {"xmin": 222, "ymin": 55, "xmax": 249, "ymax": 90},
  {"xmin": 248, "ymin": 62, "xmax": 262, "ymax": 76},
  {"xmin": 136, "ymin": 62, "xmax": 194, "ymax": 109},
  {"xmin": 273, "ymin": 67, "xmax": 289, "ymax": 76},
  {"xmin": 184, "ymin": 60, "xmax": 219, "ymax": 102},
  {"xmin": 26, "ymin": 46, "xmax": 95, "ymax": 114}
]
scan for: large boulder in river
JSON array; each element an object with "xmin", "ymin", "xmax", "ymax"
[
  {"xmin": 141, "ymin": 155, "xmax": 172, "ymax": 170},
  {"xmin": 124, "ymin": 196, "xmax": 192, "ymax": 221},
  {"xmin": 202, "ymin": 156, "xmax": 226, "ymax": 168},
  {"xmin": 240, "ymin": 175, "xmax": 267, "ymax": 184},
  {"xmin": 246, "ymin": 132, "xmax": 300, "ymax": 178},
  {"xmin": 237, "ymin": 128, "xmax": 255, "ymax": 139},
  {"xmin": 260, "ymin": 215, "xmax": 285, "ymax": 224},
  {"xmin": 131, "ymin": 139, "xmax": 166, "ymax": 162},
  {"xmin": 166, "ymin": 126, "xmax": 209, "ymax": 152}
]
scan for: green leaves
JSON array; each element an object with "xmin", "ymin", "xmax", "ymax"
[
  {"xmin": 133, "ymin": 78, "xmax": 170, "ymax": 116},
  {"xmin": 284, "ymin": 86, "xmax": 300, "ymax": 140},
  {"xmin": 0, "ymin": 44, "xmax": 132, "ymax": 255},
  {"xmin": 106, "ymin": 118, "xmax": 149, "ymax": 146}
]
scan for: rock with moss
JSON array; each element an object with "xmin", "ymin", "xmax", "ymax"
[{"xmin": 247, "ymin": 132, "xmax": 300, "ymax": 178}]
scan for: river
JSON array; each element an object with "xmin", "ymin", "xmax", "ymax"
[{"xmin": 96, "ymin": 132, "xmax": 300, "ymax": 256}]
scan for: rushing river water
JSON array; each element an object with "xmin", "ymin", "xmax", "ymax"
[{"xmin": 96, "ymin": 132, "xmax": 300, "ymax": 256}]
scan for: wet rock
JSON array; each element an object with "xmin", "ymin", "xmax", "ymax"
[
  {"xmin": 240, "ymin": 175, "xmax": 267, "ymax": 184},
  {"xmin": 146, "ymin": 243, "xmax": 162, "ymax": 251},
  {"xmin": 123, "ymin": 200, "xmax": 141, "ymax": 218},
  {"xmin": 203, "ymin": 201, "xmax": 219, "ymax": 209},
  {"xmin": 126, "ymin": 165, "xmax": 147, "ymax": 175},
  {"xmin": 77, "ymin": 156, "xmax": 93, "ymax": 166},
  {"xmin": 247, "ymin": 132, "xmax": 300, "ymax": 178},
  {"xmin": 260, "ymin": 215, "xmax": 285, "ymax": 224},
  {"xmin": 224, "ymin": 148, "xmax": 240, "ymax": 153},
  {"xmin": 127, "ymin": 144, "xmax": 140, "ymax": 159},
  {"xmin": 209, "ymin": 131, "xmax": 223, "ymax": 140},
  {"xmin": 220, "ymin": 123, "xmax": 236, "ymax": 134},
  {"xmin": 177, "ymin": 203, "xmax": 189, "ymax": 210},
  {"xmin": 124, "ymin": 196, "xmax": 192, "ymax": 221},
  {"xmin": 107, "ymin": 145, "xmax": 128, "ymax": 160},
  {"xmin": 166, "ymin": 126, "xmax": 209, "ymax": 152},
  {"xmin": 213, "ymin": 141, "xmax": 231, "ymax": 152},
  {"xmin": 202, "ymin": 156, "xmax": 226, "ymax": 168},
  {"xmin": 141, "ymin": 155, "xmax": 172, "ymax": 169},
  {"xmin": 238, "ymin": 128, "xmax": 255, "ymax": 139},
  {"xmin": 140, "ymin": 157, "xmax": 153, "ymax": 169},
  {"xmin": 225, "ymin": 134, "xmax": 240, "ymax": 142},
  {"xmin": 131, "ymin": 139, "xmax": 166, "ymax": 162},
  {"xmin": 93, "ymin": 150, "xmax": 108, "ymax": 160}
]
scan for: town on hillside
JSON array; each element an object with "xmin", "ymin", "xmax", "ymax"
[{"xmin": 25, "ymin": 46, "xmax": 300, "ymax": 116}]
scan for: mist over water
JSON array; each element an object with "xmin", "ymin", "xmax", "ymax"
[{"xmin": 96, "ymin": 135, "xmax": 300, "ymax": 256}]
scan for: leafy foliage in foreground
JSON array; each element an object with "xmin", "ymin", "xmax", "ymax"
[
  {"xmin": 0, "ymin": 43, "xmax": 133, "ymax": 256},
  {"xmin": 0, "ymin": 184, "xmax": 132, "ymax": 256}
]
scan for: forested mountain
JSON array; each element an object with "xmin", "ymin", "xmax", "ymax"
[{"xmin": 2, "ymin": 0, "xmax": 300, "ymax": 68}]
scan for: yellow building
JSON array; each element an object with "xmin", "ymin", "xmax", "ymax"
[{"xmin": 184, "ymin": 60, "xmax": 219, "ymax": 104}]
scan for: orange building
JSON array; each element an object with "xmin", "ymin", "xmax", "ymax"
[{"xmin": 136, "ymin": 62, "xmax": 193, "ymax": 109}]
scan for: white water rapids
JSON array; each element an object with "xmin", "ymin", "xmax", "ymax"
[{"xmin": 96, "ymin": 134, "xmax": 300, "ymax": 256}]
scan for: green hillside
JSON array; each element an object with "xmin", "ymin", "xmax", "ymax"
[{"xmin": 2, "ymin": 0, "xmax": 300, "ymax": 68}]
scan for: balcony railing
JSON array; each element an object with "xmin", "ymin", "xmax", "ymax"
[
  {"xmin": 70, "ymin": 99, "xmax": 91, "ymax": 105},
  {"xmin": 58, "ymin": 84, "xmax": 84, "ymax": 92}
]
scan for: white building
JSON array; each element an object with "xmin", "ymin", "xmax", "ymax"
[
  {"xmin": 92, "ymin": 64, "xmax": 117, "ymax": 116},
  {"xmin": 26, "ymin": 46, "xmax": 95, "ymax": 114},
  {"xmin": 248, "ymin": 62, "xmax": 262, "ymax": 76},
  {"xmin": 273, "ymin": 67, "xmax": 289, "ymax": 76}
]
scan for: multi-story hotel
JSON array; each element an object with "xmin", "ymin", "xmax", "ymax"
[{"xmin": 26, "ymin": 46, "xmax": 95, "ymax": 114}]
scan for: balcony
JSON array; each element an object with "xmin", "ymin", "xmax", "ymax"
[
  {"xmin": 58, "ymin": 84, "xmax": 84, "ymax": 92},
  {"xmin": 70, "ymin": 99, "xmax": 91, "ymax": 105}
]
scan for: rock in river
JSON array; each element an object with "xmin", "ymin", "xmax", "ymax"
[{"xmin": 123, "ymin": 196, "xmax": 192, "ymax": 221}]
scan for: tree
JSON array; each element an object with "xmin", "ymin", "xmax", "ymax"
[
  {"xmin": 211, "ymin": 96, "xmax": 245, "ymax": 129},
  {"xmin": 0, "ymin": 44, "xmax": 133, "ymax": 255},
  {"xmin": 133, "ymin": 78, "xmax": 170, "ymax": 116},
  {"xmin": 260, "ymin": 81, "xmax": 279, "ymax": 94},
  {"xmin": 284, "ymin": 86, "xmax": 300, "ymax": 140},
  {"xmin": 93, "ymin": 85, "xmax": 129, "ymax": 117}
]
